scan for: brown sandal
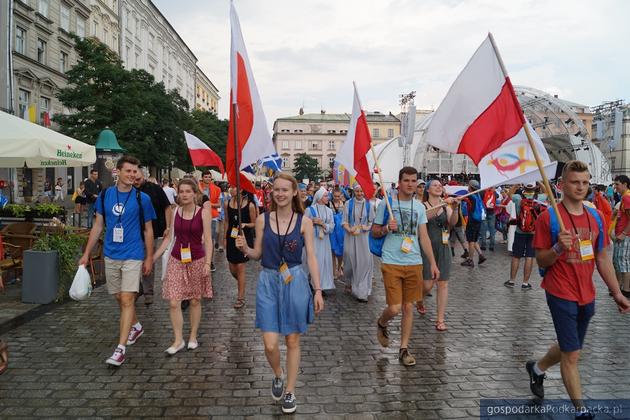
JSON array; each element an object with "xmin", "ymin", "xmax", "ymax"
[
  {"xmin": 0, "ymin": 341, "xmax": 8, "ymax": 375},
  {"xmin": 435, "ymin": 321, "xmax": 448, "ymax": 331},
  {"xmin": 233, "ymin": 298, "xmax": 245, "ymax": 309},
  {"xmin": 416, "ymin": 302, "xmax": 427, "ymax": 315}
]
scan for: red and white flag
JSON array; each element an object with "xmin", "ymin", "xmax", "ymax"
[
  {"xmin": 227, "ymin": 1, "xmax": 277, "ymax": 193},
  {"xmin": 424, "ymin": 34, "xmax": 525, "ymax": 164},
  {"xmin": 184, "ymin": 131, "xmax": 225, "ymax": 173},
  {"xmin": 335, "ymin": 83, "xmax": 375, "ymax": 199}
]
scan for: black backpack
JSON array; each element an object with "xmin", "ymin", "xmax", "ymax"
[{"xmin": 100, "ymin": 187, "xmax": 145, "ymax": 242}]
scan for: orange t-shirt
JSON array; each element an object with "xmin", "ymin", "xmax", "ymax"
[
  {"xmin": 533, "ymin": 206, "xmax": 609, "ymax": 305},
  {"xmin": 209, "ymin": 183, "xmax": 221, "ymax": 219}
]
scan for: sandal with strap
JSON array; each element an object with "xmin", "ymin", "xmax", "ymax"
[
  {"xmin": 233, "ymin": 298, "xmax": 246, "ymax": 309},
  {"xmin": 0, "ymin": 341, "xmax": 8, "ymax": 376},
  {"xmin": 435, "ymin": 321, "xmax": 448, "ymax": 331},
  {"xmin": 416, "ymin": 302, "xmax": 427, "ymax": 315}
]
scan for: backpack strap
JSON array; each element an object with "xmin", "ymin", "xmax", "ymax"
[
  {"xmin": 584, "ymin": 206, "xmax": 604, "ymax": 251},
  {"xmin": 365, "ymin": 199, "xmax": 370, "ymax": 221},
  {"xmin": 348, "ymin": 199, "xmax": 355, "ymax": 227},
  {"xmin": 549, "ymin": 207, "xmax": 559, "ymax": 245},
  {"xmin": 100, "ymin": 187, "xmax": 109, "ymax": 227},
  {"xmin": 136, "ymin": 188, "xmax": 145, "ymax": 243}
]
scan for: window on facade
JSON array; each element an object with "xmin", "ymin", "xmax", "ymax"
[
  {"xmin": 60, "ymin": 4, "xmax": 70, "ymax": 31},
  {"xmin": 135, "ymin": 17, "xmax": 139, "ymax": 36},
  {"xmin": 76, "ymin": 16, "xmax": 86, "ymax": 38},
  {"xmin": 112, "ymin": 34, "xmax": 117, "ymax": 48},
  {"xmin": 103, "ymin": 28, "xmax": 109, "ymax": 45},
  {"xmin": 149, "ymin": 33, "xmax": 154, "ymax": 50},
  {"xmin": 38, "ymin": 0, "xmax": 50, "ymax": 17},
  {"xmin": 294, "ymin": 140, "xmax": 302, "ymax": 149},
  {"xmin": 37, "ymin": 38, "xmax": 46, "ymax": 64},
  {"xmin": 39, "ymin": 96, "xmax": 50, "ymax": 124},
  {"xmin": 311, "ymin": 142, "xmax": 319, "ymax": 150},
  {"xmin": 18, "ymin": 89, "xmax": 30, "ymax": 120},
  {"xmin": 328, "ymin": 156, "xmax": 335, "ymax": 167},
  {"xmin": 93, "ymin": 21, "xmax": 99, "ymax": 38},
  {"xmin": 282, "ymin": 141, "xmax": 289, "ymax": 150},
  {"xmin": 372, "ymin": 128, "xmax": 380, "ymax": 138},
  {"xmin": 328, "ymin": 140, "xmax": 335, "ymax": 150},
  {"xmin": 388, "ymin": 128, "xmax": 394, "ymax": 138},
  {"xmin": 15, "ymin": 26, "xmax": 26, "ymax": 54},
  {"xmin": 282, "ymin": 157, "xmax": 289, "ymax": 168},
  {"xmin": 135, "ymin": 52, "xmax": 140, "ymax": 67},
  {"xmin": 59, "ymin": 51, "xmax": 68, "ymax": 72}
]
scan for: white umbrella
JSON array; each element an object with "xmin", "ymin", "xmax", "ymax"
[{"xmin": 0, "ymin": 111, "xmax": 96, "ymax": 167}]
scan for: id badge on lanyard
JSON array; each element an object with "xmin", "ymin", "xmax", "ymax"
[
  {"xmin": 180, "ymin": 244, "xmax": 192, "ymax": 263},
  {"xmin": 230, "ymin": 227, "xmax": 239, "ymax": 238},
  {"xmin": 280, "ymin": 261, "xmax": 293, "ymax": 284},
  {"xmin": 401, "ymin": 236, "xmax": 413, "ymax": 253},
  {"xmin": 442, "ymin": 230, "xmax": 449, "ymax": 245},
  {"xmin": 318, "ymin": 226, "xmax": 324, "ymax": 240},
  {"xmin": 113, "ymin": 224, "xmax": 124, "ymax": 243},
  {"xmin": 579, "ymin": 240, "xmax": 594, "ymax": 261}
]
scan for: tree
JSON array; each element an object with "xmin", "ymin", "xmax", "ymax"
[
  {"xmin": 293, "ymin": 153, "xmax": 321, "ymax": 181},
  {"xmin": 55, "ymin": 36, "xmax": 191, "ymax": 168}
]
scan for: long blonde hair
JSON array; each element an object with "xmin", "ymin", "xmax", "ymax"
[{"xmin": 271, "ymin": 173, "xmax": 304, "ymax": 214}]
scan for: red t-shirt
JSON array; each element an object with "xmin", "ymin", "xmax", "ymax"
[
  {"xmin": 614, "ymin": 193, "xmax": 630, "ymax": 237},
  {"xmin": 533, "ymin": 206, "xmax": 609, "ymax": 305}
]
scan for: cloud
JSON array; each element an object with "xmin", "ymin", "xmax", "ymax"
[{"xmin": 153, "ymin": 0, "xmax": 630, "ymax": 126}]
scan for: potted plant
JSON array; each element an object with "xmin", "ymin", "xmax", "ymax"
[{"xmin": 22, "ymin": 230, "xmax": 86, "ymax": 303}]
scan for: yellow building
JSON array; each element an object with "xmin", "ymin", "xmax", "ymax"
[
  {"xmin": 272, "ymin": 109, "xmax": 400, "ymax": 176},
  {"xmin": 195, "ymin": 65, "xmax": 219, "ymax": 114}
]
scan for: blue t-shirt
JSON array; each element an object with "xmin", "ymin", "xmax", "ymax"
[
  {"xmin": 374, "ymin": 198, "xmax": 427, "ymax": 266},
  {"xmin": 96, "ymin": 187, "xmax": 156, "ymax": 260}
]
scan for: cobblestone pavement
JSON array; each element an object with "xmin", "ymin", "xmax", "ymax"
[{"xmin": 1, "ymin": 243, "xmax": 630, "ymax": 419}]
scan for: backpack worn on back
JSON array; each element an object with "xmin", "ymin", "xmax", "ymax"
[
  {"xmin": 470, "ymin": 194, "xmax": 486, "ymax": 222},
  {"xmin": 369, "ymin": 197, "xmax": 392, "ymax": 257},
  {"xmin": 517, "ymin": 197, "xmax": 542, "ymax": 233},
  {"xmin": 100, "ymin": 187, "xmax": 146, "ymax": 243},
  {"xmin": 538, "ymin": 206, "xmax": 604, "ymax": 277}
]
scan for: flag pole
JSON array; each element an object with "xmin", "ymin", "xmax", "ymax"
[
  {"xmin": 353, "ymin": 81, "xmax": 394, "ymax": 221},
  {"xmin": 232, "ymin": 102, "xmax": 242, "ymax": 234},
  {"xmin": 487, "ymin": 33, "xmax": 565, "ymax": 231}
]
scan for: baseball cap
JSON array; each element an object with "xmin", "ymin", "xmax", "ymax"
[
  {"xmin": 468, "ymin": 179, "xmax": 480, "ymax": 189},
  {"xmin": 525, "ymin": 182, "xmax": 536, "ymax": 189},
  {"xmin": 418, "ymin": 179, "xmax": 426, "ymax": 185}
]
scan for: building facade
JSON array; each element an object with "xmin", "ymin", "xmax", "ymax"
[
  {"xmin": 87, "ymin": 0, "xmax": 119, "ymax": 54},
  {"xmin": 195, "ymin": 65, "xmax": 219, "ymax": 114},
  {"xmin": 119, "ymin": 0, "xmax": 196, "ymax": 108},
  {"xmin": 272, "ymin": 110, "xmax": 400, "ymax": 175}
]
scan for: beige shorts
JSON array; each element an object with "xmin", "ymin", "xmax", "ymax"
[
  {"xmin": 104, "ymin": 257, "xmax": 142, "ymax": 294},
  {"xmin": 381, "ymin": 263, "xmax": 423, "ymax": 305}
]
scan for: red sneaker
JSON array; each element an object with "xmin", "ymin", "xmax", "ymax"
[
  {"xmin": 126, "ymin": 325, "xmax": 144, "ymax": 345},
  {"xmin": 105, "ymin": 347, "xmax": 125, "ymax": 366}
]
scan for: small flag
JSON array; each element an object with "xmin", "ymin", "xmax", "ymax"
[{"xmin": 184, "ymin": 131, "xmax": 225, "ymax": 173}]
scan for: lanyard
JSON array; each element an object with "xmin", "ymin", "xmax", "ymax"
[
  {"xmin": 397, "ymin": 197, "xmax": 414, "ymax": 235},
  {"xmin": 356, "ymin": 199, "xmax": 365, "ymax": 224},
  {"xmin": 275, "ymin": 211, "xmax": 295, "ymax": 264},
  {"xmin": 115, "ymin": 187, "xmax": 133, "ymax": 225},
  {"xmin": 561, "ymin": 202, "xmax": 591, "ymax": 236}
]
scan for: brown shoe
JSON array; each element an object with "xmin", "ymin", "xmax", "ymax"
[
  {"xmin": 398, "ymin": 348, "xmax": 416, "ymax": 366},
  {"xmin": 376, "ymin": 321, "xmax": 389, "ymax": 348}
]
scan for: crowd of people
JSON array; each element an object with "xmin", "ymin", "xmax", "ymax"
[{"xmin": 71, "ymin": 154, "xmax": 630, "ymax": 417}]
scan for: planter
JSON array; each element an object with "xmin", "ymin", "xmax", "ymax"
[{"xmin": 22, "ymin": 250, "xmax": 59, "ymax": 304}]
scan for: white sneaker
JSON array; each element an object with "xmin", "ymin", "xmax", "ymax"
[{"xmin": 164, "ymin": 342, "xmax": 185, "ymax": 356}]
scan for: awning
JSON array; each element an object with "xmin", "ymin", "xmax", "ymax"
[{"xmin": 0, "ymin": 111, "xmax": 96, "ymax": 168}]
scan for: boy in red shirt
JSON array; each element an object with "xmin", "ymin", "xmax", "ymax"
[
  {"xmin": 527, "ymin": 161, "xmax": 630, "ymax": 419},
  {"xmin": 612, "ymin": 175, "xmax": 630, "ymax": 297}
]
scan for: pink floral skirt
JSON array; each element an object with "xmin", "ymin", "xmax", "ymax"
[{"xmin": 162, "ymin": 256, "xmax": 213, "ymax": 301}]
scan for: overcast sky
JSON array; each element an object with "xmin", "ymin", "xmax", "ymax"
[{"xmin": 153, "ymin": 0, "xmax": 630, "ymax": 126}]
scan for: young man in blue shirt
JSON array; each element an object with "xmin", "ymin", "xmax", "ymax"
[
  {"xmin": 372, "ymin": 167, "xmax": 439, "ymax": 366},
  {"xmin": 79, "ymin": 156, "xmax": 156, "ymax": 366}
]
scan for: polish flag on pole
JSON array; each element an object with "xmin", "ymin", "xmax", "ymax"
[
  {"xmin": 424, "ymin": 34, "xmax": 525, "ymax": 164},
  {"xmin": 184, "ymin": 131, "xmax": 224, "ymax": 173},
  {"xmin": 227, "ymin": 1, "xmax": 277, "ymax": 193},
  {"xmin": 335, "ymin": 83, "xmax": 375, "ymax": 199}
]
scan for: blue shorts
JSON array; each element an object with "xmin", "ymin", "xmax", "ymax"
[
  {"xmin": 512, "ymin": 232, "xmax": 535, "ymax": 258},
  {"xmin": 546, "ymin": 292, "xmax": 595, "ymax": 352},
  {"xmin": 256, "ymin": 266, "xmax": 314, "ymax": 336}
]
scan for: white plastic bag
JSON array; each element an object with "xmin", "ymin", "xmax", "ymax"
[{"xmin": 69, "ymin": 265, "xmax": 92, "ymax": 301}]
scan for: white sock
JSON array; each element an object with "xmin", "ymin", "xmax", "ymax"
[
  {"xmin": 133, "ymin": 322, "xmax": 142, "ymax": 330},
  {"xmin": 533, "ymin": 362, "xmax": 544, "ymax": 376},
  {"xmin": 117, "ymin": 344, "xmax": 126, "ymax": 354}
]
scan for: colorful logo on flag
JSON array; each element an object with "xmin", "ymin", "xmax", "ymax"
[{"xmin": 487, "ymin": 145, "xmax": 537, "ymax": 177}]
